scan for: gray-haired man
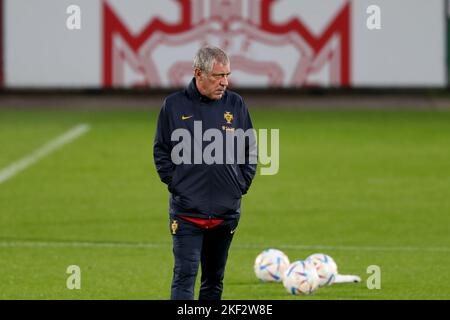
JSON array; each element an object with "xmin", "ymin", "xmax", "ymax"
[{"xmin": 154, "ymin": 45, "xmax": 257, "ymax": 300}]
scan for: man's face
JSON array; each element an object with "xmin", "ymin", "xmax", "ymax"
[{"xmin": 195, "ymin": 61, "xmax": 231, "ymax": 100}]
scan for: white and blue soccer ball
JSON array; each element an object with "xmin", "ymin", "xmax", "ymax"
[
  {"xmin": 254, "ymin": 249, "xmax": 290, "ymax": 282},
  {"xmin": 282, "ymin": 260, "xmax": 320, "ymax": 295},
  {"xmin": 306, "ymin": 253, "xmax": 338, "ymax": 287}
]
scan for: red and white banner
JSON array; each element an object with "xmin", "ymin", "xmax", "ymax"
[
  {"xmin": 0, "ymin": 0, "xmax": 3, "ymax": 87},
  {"xmin": 103, "ymin": 0, "xmax": 350, "ymax": 88},
  {"xmin": 3, "ymin": 0, "xmax": 447, "ymax": 88}
]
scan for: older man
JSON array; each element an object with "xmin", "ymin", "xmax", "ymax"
[{"xmin": 154, "ymin": 45, "xmax": 257, "ymax": 300}]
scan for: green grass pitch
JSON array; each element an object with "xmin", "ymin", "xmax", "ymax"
[{"xmin": 0, "ymin": 108, "xmax": 449, "ymax": 299}]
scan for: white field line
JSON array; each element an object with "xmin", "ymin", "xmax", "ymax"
[
  {"xmin": 0, "ymin": 124, "xmax": 91, "ymax": 185},
  {"xmin": 0, "ymin": 240, "xmax": 449, "ymax": 253}
]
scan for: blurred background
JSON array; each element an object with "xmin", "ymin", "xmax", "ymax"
[
  {"xmin": 0, "ymin": 0, "xmax": 448, "ymax": 103},
  {"xmin": 0, "ymin": 0, "xmax": 449, "ymax": 300}
]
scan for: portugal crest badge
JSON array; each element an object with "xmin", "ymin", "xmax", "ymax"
[
  {"xmin": 171, "ymin": 220, "xmax": 178, "ymax": 235},
  {"xmin": 224, "ymin": 111, "xmax": 234, "ymax": 124}
]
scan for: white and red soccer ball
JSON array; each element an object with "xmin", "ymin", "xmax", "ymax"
[
  {"xmin": 254, "ymin": 249, "xmax": 290, "ymax": 282},
  {"xmin": 282, "ymin": 260, "xmax": 320, "ymax": 295},
  {"xmin": 306, "ymin": 253, "xmax": 339, "ymax": 287}
]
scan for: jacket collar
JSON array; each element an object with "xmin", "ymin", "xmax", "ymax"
[{"xmin": 186, "ymin": 78, "xmax": 222, "ymax": 103}]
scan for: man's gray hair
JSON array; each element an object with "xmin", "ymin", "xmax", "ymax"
[{"xmin": 193, "ymin": 45, "xmax": 229, "ymax": 74}]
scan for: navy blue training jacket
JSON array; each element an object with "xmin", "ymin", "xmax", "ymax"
[{"xmin": 153, "ymin": 78, "xmax": 257, "ymax": 220}]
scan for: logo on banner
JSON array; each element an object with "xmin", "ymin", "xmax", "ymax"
[{"xmin": 103, "ymin": 0, "xmax": 351, "ymax": 88}]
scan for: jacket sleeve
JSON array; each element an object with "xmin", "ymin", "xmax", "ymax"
[
  {"xmin": 153, "ymin": 101, "xmax": 174, "ymax": 186},
  {"xmin": 240, "ymin": 100, "xmax": 257, "ymax": 195}
]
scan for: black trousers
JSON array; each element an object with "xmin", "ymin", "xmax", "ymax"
[{"xmin": 170, "ymin": 216, "xmax": 238, "ymax": 300}]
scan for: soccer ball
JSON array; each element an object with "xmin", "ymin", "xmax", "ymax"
[
  {"xmin": 306, "ymin": 253, "xmax": 338, "ymax": 287},
  {"xmin": 282, "ymin": 260, "xmax": 320, "ymax": 295},
  {"xmin": 254, "ymin": 249, "xmax": 290, "ymax": 282}
]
